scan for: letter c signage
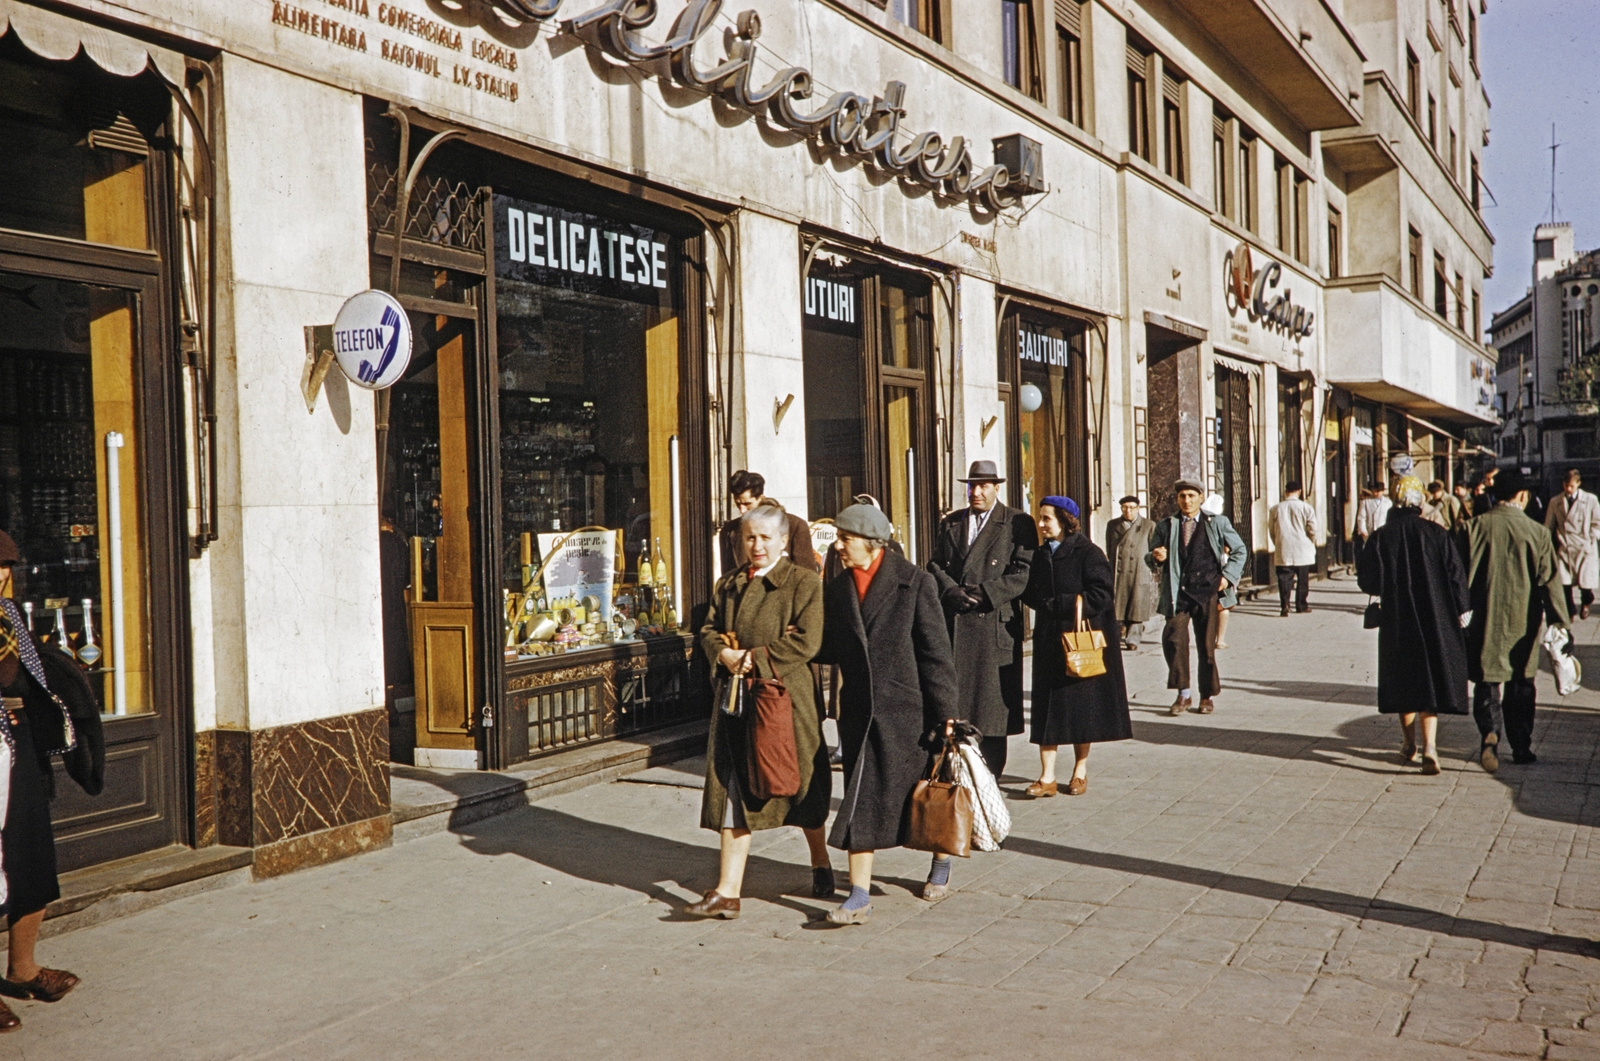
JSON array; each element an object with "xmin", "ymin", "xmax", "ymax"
[{"xmin": 332, "ymin": 290, "xmax": 412, "ymax": 390}]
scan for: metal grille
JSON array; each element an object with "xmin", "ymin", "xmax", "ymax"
[
  {"xmin": 615, "ymin": 663, "xmax": 695, "ymax": 735},
  {"xmin": 526, "ymin": 678, "xmax": 605, "ymax": 753},
  {"xmin": 366, "ymin": 162, "xmax": 485, "ymax": 253}
]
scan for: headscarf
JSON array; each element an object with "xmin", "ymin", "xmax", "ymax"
[{"xmin": 1391, "ymin": 475, "xmax": 1426, "ymax": 509}]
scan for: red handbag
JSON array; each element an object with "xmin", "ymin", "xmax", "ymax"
[{"xmin": 744, "ymin": 647, "xmax": 801, "ymax": 799}]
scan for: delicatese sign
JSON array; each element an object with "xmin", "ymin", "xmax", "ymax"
[
  {"xmin": 268, "ymin": 0, "xmax": 1044, "ymax": 213},
  {"xmin": 1223, "ymin": 243, "xmax": 1314, "ymax": 339},
  {"xmin": 495, "ymin": 194, "xmax": 673, "ymax": 305}
]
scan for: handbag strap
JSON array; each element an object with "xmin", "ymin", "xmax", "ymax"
[{"xmin": 1075, "ymin": 593, "xmax": 1093, "ymax": 634}]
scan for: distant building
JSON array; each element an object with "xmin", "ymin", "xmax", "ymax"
[{"xmin": 1490, "ymin": 223, "xmax": 1600, "ymax": 488}]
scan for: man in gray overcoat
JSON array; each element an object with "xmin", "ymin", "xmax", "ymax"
[
  {"xmin": 927, "ymin": 460, "xmax": 1037, "ymax": 778},
  {"xmin": 1105, "ymin": 495, "xmax": 1157, "ymax": 652}
]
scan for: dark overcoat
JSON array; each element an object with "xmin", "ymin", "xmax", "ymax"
[
  {"xmin": 1022, "ymin": 534, "xmax": 1132, "ymax": 746},
  {"xmin": 1105, "ymin": 515, "xmax": 1157, "ymax": 624},
  {"xmin": 817, "ymin": 550, "xmax": 959, "ymax": 852},
  {"xmin": 1356, "ymin": 508, "xmax": 1471, "ymax": 714},
  {"xmin": 926, "ymin": 502, "xmax": 1037, "ymax": 736},
  {"xmin": 697, "ymin": 558, "xmax": 831, "ymax": 832}
]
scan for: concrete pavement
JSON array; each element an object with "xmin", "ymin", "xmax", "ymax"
[{"xmin": 5, "ymin": 577, "xmax": 1599, "ymax": 1060}]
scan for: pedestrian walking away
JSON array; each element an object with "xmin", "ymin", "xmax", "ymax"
[
  {"xmin": 817, "ymin": 503, "xmax": 960, "ymax": 919},
  {"xmin": 1422, "ymin": 479, "xmax": 1465, "ymax": 532},
  {"xmin": 1146, "ymin": 480, "xmax": 1247, "ymax": 715},
  {"xmin": 0, "ymin": 530, "xmax": 102, "ymax": 1031},
  {"xmin": 688, "ymin": 502, "xmax": 833, "ymax": 920},
  {"xmin": 717, "ymin": 470, "xmax": 819, "ymax": 576},
  {"xmin": 1472, "ymin": 469, "xmax": 1499, "ymax": 517},
  {"xmin": 1270, "ymin": 480, "xmax": 1318, "ymax": 616},
  {"xmin": 1354, "ymin": 483, "xmax": 1393, "ymax": 553},
  {"xmin": 1465, "ymin": 468, "xmax": 1571, "ymax": 771},
  {"xmin": 1544, "ymin": 468, "xmax": 1600, "ymax": 621},
  {"xmin": 926, "ymin": 460, "xmax": 1037, "ymax": 780},
  {"xmin": 1105, "ymin": 495, "xmax": 1157, "ymax": 652},
  {"xmin": 1356, "ymin": 476, "xmax": 1471, "ymax": 776},
  {"xmin": 1021, "ymin": 496, "xmax": 1131, "ymax": 798}
]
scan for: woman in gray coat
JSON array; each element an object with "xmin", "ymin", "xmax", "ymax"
[{"xmin": 817, "ymin": 503, "xmax": 960, "ymax": 923}]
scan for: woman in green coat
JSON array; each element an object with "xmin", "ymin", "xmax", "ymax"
[{"xmin": 686, "ymin": 501, "xmax": 833, "ymax": 920}]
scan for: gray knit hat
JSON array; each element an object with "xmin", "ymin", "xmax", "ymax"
[{"xmin": 834, "ymin": 503, "xmax": 895, "ymax": 541}]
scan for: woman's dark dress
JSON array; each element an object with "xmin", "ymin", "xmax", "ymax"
[
  {"xmin": 1021, "ymin": 534, "xmax": 1133, "ymax": 746},
  {"xmin": 3, "ymin": 666, "xmax": 60, "ymax": 920}
]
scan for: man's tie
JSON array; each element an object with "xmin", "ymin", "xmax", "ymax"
[{"xmin": 1181, "ymin": 517, "xmax": 1195, "ymax": 549}]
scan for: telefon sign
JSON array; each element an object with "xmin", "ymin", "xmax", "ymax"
[{"xmin": 333, "ymin": 290, "xmax": 412, "ymax": 389}]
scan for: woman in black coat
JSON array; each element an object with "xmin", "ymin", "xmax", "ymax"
[
  {"xmin": 1020, "ymin": 497, "xmax": 1131, "ymax": 797},
  {"xmin": 816, "ymin": 504, "xmax": 960, "ymax": 923},
  {"xmin": 1356, "ymin": 477, "xmax": 1470, "ymax": 775}
]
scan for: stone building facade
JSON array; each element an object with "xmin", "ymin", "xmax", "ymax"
[{"xmin": 0, "ymin": 0, "xmax": 1496, "ymax": 878}]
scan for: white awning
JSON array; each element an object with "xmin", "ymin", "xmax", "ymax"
[
  {"xmin": 1212, "ymin": 352, "xmax": 1262, "ymax": 378},
  {"xmin": 0, "ymin": 1, "xmax": 184, "ymax": 84}
]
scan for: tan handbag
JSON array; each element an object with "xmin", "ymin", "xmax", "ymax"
[
  {"xmin": 1061, "ymin": 594, "xmax": 1107, "ymax": 679},
  {"xmin": 906, "ymin": 727, "xmax": 974, "ymax": 858}
]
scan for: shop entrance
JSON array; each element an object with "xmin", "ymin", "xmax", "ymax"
[
  {"xmin": 1144, "ymin": 322, "xmax": 1204, "ymax": 520},
  {"xmin": 1000, "ymin": 306, "xmax": 1089, "ymax": 516},
  {"xmin": 1214, "ymin": 362, "xmax": 1255, "ymax": 562},
  {"xmin": 801, "ymin": 257, "xmax": 935, "ymax": 562}
]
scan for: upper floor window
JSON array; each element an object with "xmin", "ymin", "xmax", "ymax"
[
  {"xmin": 1002, "ymin": 1, "xmax": 1044, "ymax": 103},
  {"xmin": 1161, "ymin": 72, "xmax": 1185, "ymax": 183},
  {"xmin": 1056, "ymin": 1, "xmax": 1084, "ymax": 127},
  {"xmin": 1126, "ymin": 46, "xmax": 1150, "ymax": 162},
  {"xmin": 1275, "ymin": 157, "xmax": 1307, "ymax": 263},
  {"xmin": 1536, "ymin": 238, "xmax": 1555, "ymax": 260},
  {"xmin": 1327, "ymin": 206, "xmax": 1343, "ymax": 280},
  {"xmin": 1468, "ymin": 8, "xmax": 1479, "ymax": 68},
  {"xmin": 1470, "ymin": 154, "xmax": 1481, "ymax": 210},
  {"xmin": 1237, "ymin": 131, "xmax": 1256, "ymax": 232},
  {"xmin": 1433, "ymin": 252, "xmax": 1449, "ymax": 318},
  {"xmin": 1427, "ymin": 94, "xmax": 1437, "ymax": 147},
  {"xmin": 1449, "ymin": 129, "xmax": 1458, "ymax": 178},
  {"xmin": 886, "ymin": 0, "xmax": 943, "ymax": 43},
  {"xmin": 1453, "ymin": 273, "xmax": 1465, "ymax": 330},
  {"xmin": 1406, "ymin": 47, "xmax": 1421, "ymax": 117},
  {"xmin": 1409, "ymin": 227, "xmax": 1424, "ymax": 298},
  {"xmin": 1472, "ymin": 288, "xmax": 1481, "ymax": 339},
  {"xmin": 1212, "ymin": 116, "xmax": 1226, "ymax": 214}
]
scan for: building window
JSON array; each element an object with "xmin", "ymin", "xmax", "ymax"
[
  {"xmin": 1055, "ymin": 2, "xmax": 1083, "ymax": 127},
  {"xmin": 1002, "ymin": 1, "xmax": 1044, "ymax": 102},
  {"xmin": 1427, "ymin": 94, "xmax": 1437, "ymax": 147},
  {"xmin": 1449, "ymin": 129, "xmax": 1457, "ymax": 178},
  {"xmin": 1276, "ymin": 158, "xmax": 1305, "ymax": 261},
  {"xmin": 1127, "ymin": 54, "xmax": 1150, "ymax": 162},
  {"xmin": 1472, "ymin": 288, "xmax": 1481, "ymax": 340},
  {"xmin": 1433, "ymin": 253, "xmax": 1448, "ymax": 318},
  {"xmin": 1162, "ymin": 76, "xmax": 1185, "ymax": 183},
  {"xmin": 1468, "ymin": 8, "xmax": 1478, "ymax": 68},
  {"xmin": 1453, "ymin": 273, "xmax": 1465, "ymax": 329},
  {"xmin": 1470, "ymin": 154, "xmax": 1480, "ymax": 211},
  {"xmin": 1327, "ymin": 206, "xmax": 1343, "ymax": 279},
  {"xmin": 1237, "ymin": 133, "xmax": 1255, "ymax": 231},
  {"xmin": 1212, "ymin": 117, "xmax": 1225, "ymax": 214},
  {"xmin": 1536, "ymin": 237, "xmax": 1555, "ymax": 260},
  {"xmin": 886, "ymin": 0, "xmax": 942, "ymax": 42},
  {"xmin": 1406, "ymin": 47, "xmax": 1421, "ymax": 116},
  {"xmin": 1409, "ymin": 227, "xmax": 1423, "ymax": 298}
]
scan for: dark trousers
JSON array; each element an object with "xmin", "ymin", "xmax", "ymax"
[
  {"xmin": 1163, "ymin": 595, "xmax": 1221, "ymax": 698},
  {"xmin": 1276, "ymin": 566, "xmax": 1311, "ymax": 613},
  {"xmin": 979, "ymin": 735, "xmax": 1008, "ymax": 779},
  {"xmin": 1565, "ymin": 584, "xmax": 1594, "ymax": 612},
  {"xmin": 1473, "ymin": 679, "xmax": 1537, "ymax": 756}
]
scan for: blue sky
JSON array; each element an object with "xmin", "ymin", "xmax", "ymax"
[{"xmin": 1479, "ymin": 0, "xmax": 1600, "ymax": 318}]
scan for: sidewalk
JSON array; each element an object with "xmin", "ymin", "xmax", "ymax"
[{"xmin": 5, "ymin": 578, "xmax": 1599, "ymax": 1061}]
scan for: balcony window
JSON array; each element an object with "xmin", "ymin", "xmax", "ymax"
[
  {"xmin": 1433, "ymin": 253, "xmax": 1448, "ymax": 318},
  {"xmin": 1237, "ymin": 134, "xmax": 1255, "ymax": 232},
  {"xmin": 1472, "ymin": 289, "xmax": 1481, "ymax": 340},
  {"xmin": 1327, "ymin": 206, "xmax": 1343, "ymax": 280},
  {"xmin": 1427, "ymin": 94, "xmax": 1437, "ymax": 147},
  {"xmin": 1409, "ymin": 228, "xmax": 1423, "ymax": 299},
  {"xmin": 1449, "ymin": 129, "xmax": 1458, "ymax": 178},
  {"xmin": 1127, "ymin": 63, "xmax": 1149, "ymax": 162},
  {"xmin": 1212, "ymin": 119, "xmax": 1225, "ymax": 214},
  {"xmin": 1406, "ymin": 47, "xmax": 1421, "ymax": 116},
  {"xmin": 1471, "ymin": 155, "xmax": 1481, "ymax": 211},
  {"xmin": 1056, "ymin": 3, "xmax": 1084, "ymax": 127},
  {"xmin": 1162, "ymin": 88, "xmax": 1185, "ymax": 183}
]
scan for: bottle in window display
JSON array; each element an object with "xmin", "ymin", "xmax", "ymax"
[
  {"xmin": 47, "ymin": 598, "xmax": 73, "ymax": 658},
  {"xmin": 76, "ymin": 598, "xmax": 101, "ymax": 668}
]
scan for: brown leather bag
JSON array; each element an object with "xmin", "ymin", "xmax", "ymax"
[
  {"xmin": 744, "ymin": 647, "xmax": 801, "ymax": 800},
  {"xmin": 906, "ymin": 727, "xmax": 974, "ymax": 858}
]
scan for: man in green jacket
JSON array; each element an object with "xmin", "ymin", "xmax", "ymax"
[{"xmin": 1466, "ymin": 468, "xmax": 1570, "ymax": 771}]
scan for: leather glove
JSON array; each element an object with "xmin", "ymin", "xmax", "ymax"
[{"xmin": 961, "ymin": 586, "xmax": 987, "ymax": 611}]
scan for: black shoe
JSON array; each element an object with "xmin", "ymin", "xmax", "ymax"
[
  {"xmin": 1279, "ymin": 607, "xmax": 1290, "ymax": 617},
  {"xmin": 1512, "ymin": 751, "xmax": 1538, "ymax": 765},
  {"xmin": 811, "ymin": 866, "xmax": 836, "ymax": 898}
]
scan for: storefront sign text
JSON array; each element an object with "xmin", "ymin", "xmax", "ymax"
[
  {"xmin": 332, "ymin": 290, "xmax": 412, "ymax": 388},
  {"xmin": 1018, "ymin": 325, "xmax": 1072, "ymax": 367},
  {"xmin": 1223, "ymin": 242, "xmax": 1314, "ymax": 339},
  {"xmin": 495, "ymin": 194, "xmax": 673, "ymax": 305},
  {"xmin": 802, "ymin": 273, "xmax": 861, "ymax": 337}
]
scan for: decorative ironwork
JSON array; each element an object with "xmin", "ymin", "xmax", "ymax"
[
  {"xmin": 367, "ymin": 162, "xmax": 486, "ymax": 253},
  {"xmin": 522, "ymin": 676, "xmax": 606, "ymax": 752}
]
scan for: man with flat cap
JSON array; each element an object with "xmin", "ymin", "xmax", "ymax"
[
  {"xmin": 1105, "ymin": 494, "xmax": 1157, "ymax": 652},
  {"xmin": 1146, "ymin": 479, "xmax": 1247, "ymax": 715},
  {"xmin": 926, "ymin": 460, "xmax": 1037, "ymax": 779}
]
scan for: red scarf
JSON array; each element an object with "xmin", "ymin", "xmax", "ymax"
[{"xmin": 850, "ymin": 549, "xmax": 885, "ymax": 602}]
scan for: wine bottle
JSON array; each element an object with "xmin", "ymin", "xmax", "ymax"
[
  {"xmin": 77, "ymin": 598, "xmax": 101, "ymax": 667},
  {"xmin": 637, "ymin": 538, "xmax": 654, "ymax": 587},
  {"xmin": 21, "ymin": 601, "xmax": 33, "ymax": 635},
  {"xmin": 49, "ymin": 601, "xmax": 73, "ymax": 658},
  {"xmin": 653, "ymin": 537, "xmax": 669, "ymax": 587}
]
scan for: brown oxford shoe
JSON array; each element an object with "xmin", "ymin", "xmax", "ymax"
[
  {"xmin": 1169, "ymin": 696, "xmax": 1192, "ymax": 716},
  {"xmin": 684, "ymin": 890, "xmax": 740, "ymax": 919},
  {"xmin": 0, "ymin": 968, "xmax": 78, "ymax": 1003},
  {"xmin": 0, "ymin": 1000, "xmax": 17, "ymax": 1033},
  {"xmin": 1197, "ymin": 699, "xmax": 1215, "ymax": 714},
  {"xmin": 1066, "ymin": 777, "xmax": 1087, "ymax": 795},
  {"xmin": 1025, "ymin": 780, "xmax": 1058, "ymax": 798}
]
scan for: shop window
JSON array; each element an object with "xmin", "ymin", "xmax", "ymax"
[
  {"xmin": 1278, "ymin": 375, "xmax": 1305, "ymax": 494},
  {"xmin": 1214, "ymin": 364, "xmax": 1255, "ymax": 555},
  {"xmin": 1002, "ymin": 0, "xmax": 1043, "ymax": 103},
  {"xmin": 1003, "ymin": 310, "xmax": 1088, "ymax": 516},
  {"xmin": 0, "ymin": 275, "xmax": 151, "ymax": 715},
  {"xmin": 1409, "ymin": 227, "xmax": 1423, "ymax": 299}
]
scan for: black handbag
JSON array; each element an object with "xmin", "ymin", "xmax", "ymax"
[{"xmin": 1363, "ymin": 598, "xmax": 1382, "ymax": 629}]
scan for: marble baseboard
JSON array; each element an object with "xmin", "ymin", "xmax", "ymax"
[
  {"xmin": 193, "ymin": 730, "xmax": 216, "ymax": 849},
  {"xmin": 215, "ymin": 728, "xmax": 255, "ymax": 848},
  {"xmin": 251, "ymin": 814, "xmax": 392, "ymax": 879},
  {"xmin": 251, "ymin": 708, "xmax": 389, "ymax": 846}
]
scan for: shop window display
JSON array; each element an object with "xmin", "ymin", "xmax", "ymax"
[{"xmin": 494, "ymin": 195, "xmax": 682, "ymax": 658}]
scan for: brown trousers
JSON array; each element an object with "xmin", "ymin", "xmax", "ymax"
[{"xmin": 1162, "ymin": 595, "xmax": 1221, "ymax": 698}]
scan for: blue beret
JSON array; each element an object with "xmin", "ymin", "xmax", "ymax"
[{"xmin": 1043, "ymin": 495, "xmax": 1079, "ymax": 518}]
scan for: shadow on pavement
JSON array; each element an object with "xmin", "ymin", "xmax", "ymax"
[{"xmin": 1002, "ymin": 835, "xmax": 1600, "ymax": 958}]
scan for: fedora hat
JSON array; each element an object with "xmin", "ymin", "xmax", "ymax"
[{"xmin": 957, "ymin": 460, "xmax": 1005, "ymax": 484}]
